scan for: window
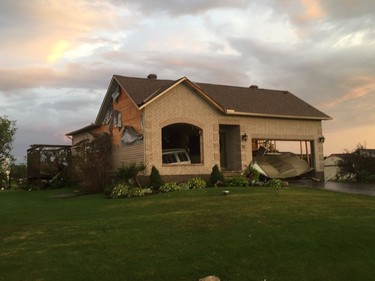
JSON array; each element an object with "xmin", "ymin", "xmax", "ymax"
[{"xmin": 161, "ymin": 123, "xmax": 202, "ymax": 164}]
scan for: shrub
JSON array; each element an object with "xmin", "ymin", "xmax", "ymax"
[
  {"xmin": 184, "ymin": 177, "xmax": 207, "ymax": 189},
  {"xmin": 127, "ymin": 187, "xmax": 147, "ymax": 198},
  {"xmin": 160, "ymin": 182, "xmax": 180, "ymax": 193},
  {"xmin": 210, "ymin": 164, "xmax": 225, "ymax": 187},
  {"xmin": 264, "ymin": 179, "xmax": 284, "ymax": 188},
  {"xmin": 337, "ymin": 143, "xmax": 375, "ymax": 183},
  {"xmin": 110, "ymin": 183, "xmax": 131, "ymax": 199},
  {"xmin": 225, "ymin": 176, "xmax": 249, "ymax": 187},
  {"xmin": 149, "ymin": 166, "xmax": 164, "ymax": 190},
  {"xmin": 73, "ymin": 152, "xmax": 109, "ymax": 193},
  {"xmin": 143, "ymin": 188, "xmax": 153, "ymax": 195},
  {"xmin": 244, "ymin": 166, "xmax": 260, "ymax": 183},
  {"xmin": 117, "ymin": 162, "xmax": 146, "ymax": 186},
  {"xmin": 109, "ymin": 184, "xmax": 151, "ymax": 199}
]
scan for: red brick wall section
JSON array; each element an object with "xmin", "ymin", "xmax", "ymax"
[
  {"xmin": 111, "ymin": 88, "xmax": 143, "ymax": 146},
  {"xmin": 75, "ymin": 88, "xmax": 143, "ymax": 147}
]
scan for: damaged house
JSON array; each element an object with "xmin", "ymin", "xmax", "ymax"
[{"xmin": 66, "ymin": 74, "xmax": 331, "ymax": 182}]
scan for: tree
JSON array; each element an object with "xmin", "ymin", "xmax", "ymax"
[
  {"xmin": 148, "ymin": 165, "xmax": 163, "ymax": 190},
  {"xmin": 0, "ymin": 115, "xmax": 17, "ymax": 167},
  {"xmin": 73, "ymin": 132, "xmax": 111, "ymax": 193},
  {"xmin": 337, "ymin": 143, "xmax": 375, "ymax": 183},
  {"xmin": 210, "ymin": 164, "xmax": 225, "ymax": 186}
]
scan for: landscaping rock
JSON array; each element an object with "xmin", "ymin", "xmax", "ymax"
[{"xmin": 199, "ymin": 276, "xmax": 220, "ymax": 281}]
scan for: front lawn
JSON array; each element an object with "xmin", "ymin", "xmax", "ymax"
[{"xmin": 1, "ymin": 187, "xmax": 374, "ymax": 281}]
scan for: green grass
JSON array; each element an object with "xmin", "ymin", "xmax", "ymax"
[{"xmin": 1, "ymin": 187, "xmax": 374, "ymax": 281}]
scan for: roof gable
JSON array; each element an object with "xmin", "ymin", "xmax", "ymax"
[{"xmin": 114, "ymin": 75, "xmax": 176, "ymax": 106}]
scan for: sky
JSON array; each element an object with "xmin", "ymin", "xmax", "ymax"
[{"xmin": 0, "ymin": 0, "xmax": 374, "ymax": 162}]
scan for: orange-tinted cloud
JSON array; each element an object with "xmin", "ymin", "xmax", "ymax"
[
  {"xmin": 48, "ymin": 40, "xmax": 71, "ymax": 62},
  {"xmin": 324, "ymin": 123, "xmax": 375, "ymax": 155},
  {"xmin": 326, "ymin": 76, "xmax": 375, "ymax": 108},
  {"xmin": 299, "ymin": 0, "xmax": 325, "ymax": 21},
  {"xmin": 0, "ymin": 0, "xmax": 119, "ymax": 65}
]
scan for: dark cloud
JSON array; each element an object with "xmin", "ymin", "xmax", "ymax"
[
  {"xmin": 110, "ymin": 0, "xmax": 250, "ymax": 16},
  {"xmin": 0, "ymin": 63, "xmax": 123, "ymax": 92},
  {"xmin": 1, "ymin": 87, "xmax": 103, "ymax": 162},
  {"xmin": 0, "ymin": 67, "xmax": 57, "ymax": 91},
  {"xmin": 322, "ymin": 1, "xmax": 375, "ymax": 20}
]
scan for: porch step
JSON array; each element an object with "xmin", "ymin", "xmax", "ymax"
[{"xmin": 222, "ymin": 170, "xmax": 243, "ymax": 179}]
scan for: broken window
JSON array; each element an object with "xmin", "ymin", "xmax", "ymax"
[
  {"xmin": 102, "ymin": 108, "xmax": 122, "ymax": 136},
  {"xmin": 103, "ymin": 108, "xmax": 112, "ymax": 125},
  {"xmin": 113, "ymin": 111, "xmax": 122, "ymax": 128},
  {"xmin": 161, "ymin": 123, "xmax": 202, "ymax": 164},
  {"xmin": 112, "ymin": 85, "xmax": 120, "ymax": 102},
  {"xmin": 121, "ymin": 126, "xmax": 143, "ymax": 145}
]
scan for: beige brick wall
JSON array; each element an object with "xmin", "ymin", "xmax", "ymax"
[
  {"xmin": 143, "ymin": 83, "xmax": 219, "ymax": 176},
  {"xmin": 143, "ymin": 82, "xmax": 325, "ymax": 177}
]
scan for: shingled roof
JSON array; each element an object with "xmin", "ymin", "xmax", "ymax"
[
  {"xmin": 95, "ymin": 74, "xmax": 330, "ymax": 123},
  {"xmin": 113, "ymin": 75, "xmax": 178, "ymax": 106},
  {"xmin": 195, "ymin": 82, "xmax": 330, "ymax": 119}
]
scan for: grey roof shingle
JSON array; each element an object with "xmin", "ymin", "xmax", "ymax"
[{"xmin": 113, "ymin": 75, "xmax": 331, "ymax": 120}]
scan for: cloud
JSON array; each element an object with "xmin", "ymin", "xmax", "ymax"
[
  {"xmin": 326, "ymin": 76, "xmax": 375, "ymax": 108},
  {"xmin": 299, "ymin": 0, "xmax": 325, "ymax": 21},
  {"xmin": 0, "ymin": 61, "xmax": 126, "ymax": 92},
  {"xmin": 1, "ymin": 0, "xmax": 374, "ymax": 159},
  {"xmin": 110, "ymin": 0, "xmax": 250, "ymax": 16},
  {"xmin": 1, "ymin": 87, "xmax": 103, "ymax": 162},
  {"xmin": 48, "ymin": 41, "xmax": 71, "ymax": 62},
  {"xmin": 324, "ymin": 123, "xmax": 375, "ymax": 154},
  {"xmin": 0, "ymin": 67, "xmax": 64, "ymax": 92},
  {"xmin": 0, "ymin": 0, "xmax": 125, "ymax": 66},
  {"xmin": 322, "ymin": 0, "xmax": 375, "ymax": 20}
]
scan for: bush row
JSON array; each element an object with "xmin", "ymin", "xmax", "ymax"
[{"xmin": 106, "ymin": 163, "xmax": 286, "ymax": 199}]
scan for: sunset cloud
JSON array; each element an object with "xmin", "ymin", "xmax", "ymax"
[
  {"xmin": 48, "ymin": 40, "xmax": 71, "ymax": 62},
  {"xmin": 326, "ymin": 76, "xmax": 375, "ymax": 108},
  {"xmin": 0, "ymin": 0, "xmax": 374, "ymax": 161},
  {"xmin": 299, "ymin": 0, "xmax": 325, "ymax": 21}
]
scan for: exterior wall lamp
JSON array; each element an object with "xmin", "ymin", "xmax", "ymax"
[
  {"xmin": 318, "ymin": 136, "xmax": 325, "ymax": 143},
  {"xmin": 242, "ymin": 133, "xmax": 248, "ymax": 142}
]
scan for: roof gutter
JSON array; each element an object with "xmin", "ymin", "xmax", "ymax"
[{"xmin": 225, "ymin": 109, "xmax": 332, "ymax": 120}]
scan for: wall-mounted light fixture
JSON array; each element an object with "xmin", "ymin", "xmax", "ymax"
[
  {"xmin": 242, "ymin": 133, "xmax": 248, "ymax": 142},
  {"xmin": 318, "ymin": 136, "xmax": 325, "ymax": 143}
]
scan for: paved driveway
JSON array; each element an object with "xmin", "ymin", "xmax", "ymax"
[{"xmin": 289, "ymin": 180, "xmax": 375, "ymax": 196}]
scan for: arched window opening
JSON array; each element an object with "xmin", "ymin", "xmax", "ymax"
[{"xmin": 162, "ymin": 123, "xmax": 202, "ymax": 164}]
